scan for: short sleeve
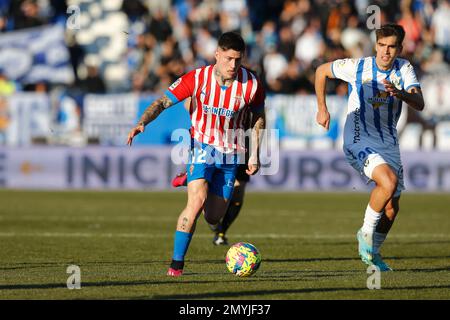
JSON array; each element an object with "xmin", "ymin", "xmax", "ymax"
[
  {"xmin": 401, "ymin": 62, "xmax": 421, "ymax": 92},
  {"xmin": 164, "ymin": 70, "xmax": 195, "ymax": 104},
  {"xmin": 331, "ymin": 58, "xmax": 357, "ymax": 83},
  {"xmin": 249, "ymin": 78, "xmax": 266, "ymax": 114}
]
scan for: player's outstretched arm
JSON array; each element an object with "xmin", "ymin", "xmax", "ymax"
[
  {"xmin": 127, "ymin": 95, "xmax": 174, "ymax": 146},
  {"xmin": 246, "ymin": 109, "xmax": 265, "ymax": 176},
  {"xmin": 382, "ymin": 80, "xmax": 425, "ymax": 112},
  {"xmin": 314, "ymin": 62, "xmax": 334, "ymax": 131}
]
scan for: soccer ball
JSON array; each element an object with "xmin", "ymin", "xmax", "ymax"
[{"xmin": 225, "ymin": 242, "xmax": 261, "ymax": 277}]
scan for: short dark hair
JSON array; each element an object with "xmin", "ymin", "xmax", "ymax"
[
  {"xmin": 375, "ymin": 24, "xmax": 405, "ymax": 47},
  {"xmin": 218, "ymin": 32, "xmax": 246, "ymax": 52}
]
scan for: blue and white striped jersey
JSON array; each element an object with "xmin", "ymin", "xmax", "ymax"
[{"xmin": 332, "ymin": 56, "xmax": 421, "ymax": 150}]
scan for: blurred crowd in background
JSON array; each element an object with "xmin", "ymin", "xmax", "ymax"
[
  {"xmin": 0, "ymin": 0, "xmax": 449, "ymax": 96},
  {"xmin": 0, "ymin": 0, "xmax": 449, "ymax": 149}
]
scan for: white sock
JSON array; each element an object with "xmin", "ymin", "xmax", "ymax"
[
  {"xmin": 373, "ymin": 232, "xmax": 387, "ymax": 254},
  {"xmin": 361, "ymin": 204, "xmax": 382, "ymax": 234}
]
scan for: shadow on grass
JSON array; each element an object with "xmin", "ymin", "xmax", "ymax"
[
  {"xmin": 3, "ymin": 281, "xmax": 450, "ymax": 299},
  {"xmin": 1, "ymin": 264, "xmax": 449, "ymax": 291},
  {"xmin": 149, "ymin": 284, "xmax": 450, "ymax": 300},
  {"xmin": 2, "ymin": 255, "xmax": 449, "ymax": 271},
  {"xmin": 0, "ymin": 277, "xmax": 301, "ymax": 291},
  {"xmin": 392, "ymin": 266, "xmax": 450, "ymax": 272},
  {"xmin": 0, "ymin": 260, "xmax": 220, "ymax": 271},
  {"xmin": 263, "ymin": 255, "xmax": 450, "ymax": 263},
  {"xmin": 385, "ymin": 256, "xmax": 450, "ymax": 261},
  {"xmin": 317, "ymin": 240, "xmax": 450, "ymax": 246}
]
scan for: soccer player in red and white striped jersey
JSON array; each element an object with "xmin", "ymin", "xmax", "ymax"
[
  {"xmin": 164, "ymin": 57, "xmax": 265, "ymax": 152},
  {"xmin": 127, "ymin": 32, "xmax": 266, "ymax": 277}
]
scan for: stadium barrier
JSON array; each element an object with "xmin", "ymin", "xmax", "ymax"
[{"xmin": 1, "ymin": 147, "xmax": 449, "ymax": 192}]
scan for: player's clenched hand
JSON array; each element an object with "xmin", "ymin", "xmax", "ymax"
[
  {"xmin": 316, "ymin": 108, "xmax": 330, "ymax": 130},
  {"xmin": 127, "ymin": 124, "xmax": 145, "ymax": 146},
  {"xmin": 246, "ymin": 156, "xmax": 260, "ymax": 176},
  {"xmin": 382, "ymin": 79, "xmax": 400, "ymax": 97}
]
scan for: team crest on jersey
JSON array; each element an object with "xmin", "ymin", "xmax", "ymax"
[
  {"xmin": 169, "ymin": 78, "xmax": 182, "ymax": 90},
  {"xmin": 233, "ymin": 95, "xmax": 243, "ymax": 109},
  {"xmin": 389, "ymin": 74, "xmax": 402, "ymax": 90},
  {"xmin": 368, "ymin": 91, "xmax": 390, "ymax": 109},
  {"xmin": 336, "ymin": 60, "xmax": 346, "ymax": 68}
]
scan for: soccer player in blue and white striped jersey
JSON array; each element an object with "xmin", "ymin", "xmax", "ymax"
[{"xmin": 314, "ymin": 24, "xmax": 425, "ymax": 271}]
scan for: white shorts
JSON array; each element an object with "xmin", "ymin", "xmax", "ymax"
[
  {"xmin": 343, "ymin": 145, "xmax": 405, "ymax": 197},
  {"xmin": 363, "ymin": 153, "xmax": 387, "ymax": 179}
]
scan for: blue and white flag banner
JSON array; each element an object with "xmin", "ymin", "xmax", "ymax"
[
  {"xmin": 6, "ymin": 93, "xmax": 51, "ymax": 147},
  {"xmin": 0, "ymin": 24, "xmax": 74, "ymax": 84}
]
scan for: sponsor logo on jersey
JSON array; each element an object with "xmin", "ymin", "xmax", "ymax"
[
  {"xmin": 353, "ymin": 107, "xmax": 361, "ymax": 143},
  {"xmin": 169, "ymin": 78, "xmax": 182, "ymax": 90},
  {"xmin": 368, "ymin": 91, "xmax": 390, "ymax": 109},
  {"xmin": 203, "ymin": 105, "xmax": 236, "ymax": 118}
]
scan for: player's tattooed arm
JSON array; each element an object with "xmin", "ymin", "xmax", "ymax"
[
  {"xmin": 252, "ymin": 110, "xmax": 266, "ymax": 134},
  {"xmin": 127, "ymin": 95, "xmax": 174, "ymax": 146},
  {"xmin": 247, "ymin": 109, "xmax": 266, "ymax": 175},
  {"xmin": 138, "ymin": 95, "xmax": 174, "ymax": 126}
]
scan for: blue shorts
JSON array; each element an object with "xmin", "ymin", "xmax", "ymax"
[{"xmin": 186, "ymin": 140, "xmax": 240, "ymax": 200}]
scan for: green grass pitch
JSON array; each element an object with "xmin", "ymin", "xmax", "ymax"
[{"xmin": 1, "ymin": 190, "xmax": 449, "ymax": 299}]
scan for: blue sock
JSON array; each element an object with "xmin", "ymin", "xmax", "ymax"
[{"xmin": 172, "ymin": 231, "xmax": 193, "ymax": 261}]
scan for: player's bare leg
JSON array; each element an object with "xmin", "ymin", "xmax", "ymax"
[
  {"xmin": 176, "ymin": 179, "xmax": 208, "ymax": 232},
  {"xmin": 168, "ymin": 179, "xmax": 208, "ymax": 277},
  {"xmin": 357, "ymin": 164, "xmax": 397, "ymax": 270},
  {"xmin": 369, "ymin": 164, "xmax": 398, "ymax": 212}
]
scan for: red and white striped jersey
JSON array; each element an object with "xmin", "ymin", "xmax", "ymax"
[{"xmin": 165, "ymin": 65, "xmax": 265, "ymax": 152}]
